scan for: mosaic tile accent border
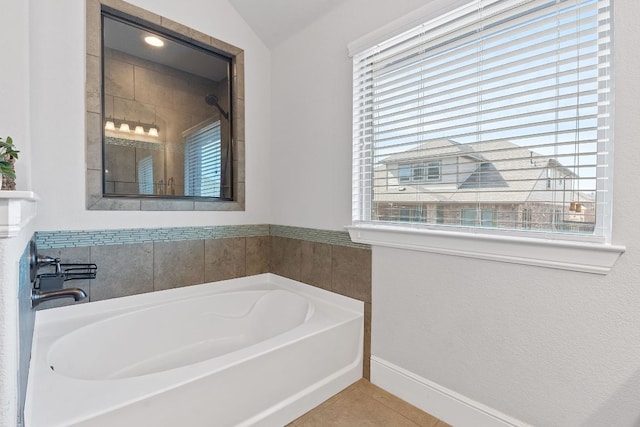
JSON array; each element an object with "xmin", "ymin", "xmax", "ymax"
[
  {"xmin": 36, "ymin": 224, "xmax": 270, "ymax": 249},
  {"xmin": 105, "ymin": 136, "xmax": 166, "ymax": 151},
  {"xmin": 270, "ymin": 225, "xmax": 370, "ymax": 250},
  {"xmin": 36, "ymin": 224, "xmax": 369, "ymax": 250}
]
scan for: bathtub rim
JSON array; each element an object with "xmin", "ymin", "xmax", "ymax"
[{"xmin": 33, "ymin": 273, "xmax": 362, "ymax": 333}]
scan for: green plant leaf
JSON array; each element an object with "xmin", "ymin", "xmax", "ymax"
[{"xmin": 0, "ymin": 162, "xmax": 16, "ymax": 179}]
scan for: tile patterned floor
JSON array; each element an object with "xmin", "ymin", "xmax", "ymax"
[{"xmin": 288, "ymin": 379, "xmax": 452, "ymax": 427}]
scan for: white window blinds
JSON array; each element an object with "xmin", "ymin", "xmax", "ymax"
[
  {"xmin": 352, "ymin": 0, "xmax": 612, "ymax": 240},
  {"xmin": 138, "ymin": 155, "xmax": 154, "ymax": 195},
  {"xmin": 184, "ymin": 121, "xmax": 222, "ymax": 197}
]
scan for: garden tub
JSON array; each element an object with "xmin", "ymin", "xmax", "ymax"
[{"xmin": 25, "ymin": 273, "xmax": 363, "ymax": 426}]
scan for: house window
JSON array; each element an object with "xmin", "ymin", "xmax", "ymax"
[
  {"xmin": 522, "ymin": 208, "xmax": 532, "ymax": 230},
  {"xmin": 351, "ymin": 0, "xmax": 612, "ymax": 242},
  {"xmin": 398, "ymin": 164, "xmax": 411, "ymax": 182},
  {"xmin": 412, "ymin": 166, "xmax": 424, "ymax": 182},
  {"xmin": 399, "ymin": 207, "xmax": 412, "ymax": 222},
  {"xmin": 436, "ymin": 205, "xmax": 444, "ymax": 224},
  {"xmin": 426, "ymin": 161, "xmax": 441, "ymax": 181},
  {"xmin": 184, "ymin": 121, "xmax": 222, "ymax": 197},
  {"xmin": 398, "ymin": 161, "xmax": 441, "ymax": 183},
  {"xmin": 461, "ymin": 208, "xmax": 496, "ymax": 228}
]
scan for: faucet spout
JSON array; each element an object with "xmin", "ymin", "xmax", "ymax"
[{"xmin": 31, "ymin": 288, "xmax": 87, "ymax": 308}]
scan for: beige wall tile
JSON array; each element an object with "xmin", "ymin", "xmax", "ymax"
[
  {"xmin": 86, "ymin": 0, "xmax": 101, "ymax": 57},
  {"xmin": 270, "ymin": 236, "xmax": 301, "ymax": 281},
  {"xmin": 86, "ymin": 54, "xmax": 102, "ymax": 114},
  {"xmin": 205, "ymin": 237, "xmax": 246, "ymax": 282},
  {"xmin": 364, "ymin": 302, "xmax": 371, "ymax": 380},
  {"xmin": 153, "ymin": 240, "xmax": 204, "ymax": 290},
  {"xmin": 105, "ymin": 144, "xmax": 136, "ymax": 184},
  {"xmin": 112, "ymin": 97, "xmax": 157, "ymax": 125},
  {"xmin": 134, "ymin": 66, "xmax": 175, "ymax": 109},
  {"xmin": 246, "ymin": 236, "xmax": 270, "ymax": 275},
  {"xmin": 105, "ymin": 57, "xmax": 134, "ymax": 100},
  {"xmin": 86, "ymin": 112, "xmax": 102, "ymax": 170},
  {"xmin": 331, "ymin": 246, "xmax": 372, "ymax": 303},
  {"xmin": 300, "ymin": 241, "xmax": 332, "ymax": 290},
  {"xmin": 90, "ymin": 243, "xmax": 153, "ymax": 300}
]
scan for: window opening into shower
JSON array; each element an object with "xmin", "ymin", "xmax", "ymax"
[{"xmin": 184, "ymin": 121, "xmax": 222, "ymax": 198}]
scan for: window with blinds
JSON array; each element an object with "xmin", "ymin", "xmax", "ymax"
[
  {"xmin": 352, "ymin": 0, "xmax": 612, "ymax": 240},
  {"xmin": 138, "ymin": 155, "xmax": 154, "ymax": 195},
  {"xmin": 184, "ymin": 121, "xmax": 222, "ymax": 197}
]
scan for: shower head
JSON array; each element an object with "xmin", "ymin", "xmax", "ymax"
[
  {"xmin": 204, "ymin": 93, "xmax": 229, "ymax": 120},
  {"xmin": 205, "ymin": 93, "xmax": 219, "ymax": 106}
]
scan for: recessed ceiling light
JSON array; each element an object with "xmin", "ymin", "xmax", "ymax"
[{"xmin": 144, "ymin": 36, "xmax": 164, "ymax": 47}]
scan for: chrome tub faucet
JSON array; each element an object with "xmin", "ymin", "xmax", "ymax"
[{"xmin": 31, "ymin": 288, "xmax": 87, "ymax": 308}]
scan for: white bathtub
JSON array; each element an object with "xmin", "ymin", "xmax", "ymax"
[{"xmin": 25, "ymin": 273, "xmax": 363, "ymax": 426}]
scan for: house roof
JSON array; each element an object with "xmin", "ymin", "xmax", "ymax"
[
  {"xmin": 458, "ymin": 162, "xmax": 508, "ymax": 189},
  {"xmin": 379, "ymin": 139, "xmax": 483, "ymax": 163},
  {"xmin": 375, "ymin": 139, "xmax": 582, "ymax": 204}
]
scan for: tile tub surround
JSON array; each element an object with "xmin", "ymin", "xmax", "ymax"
[
  {"xmin": 35, "ymin": 236, "xmax": 269, "ymax": 305},
  {"xmin": 35, "ymin": 225, "xmax": 372, "ymax": 377},
  {"xmin": 18, "ymin": 242, "xmax": 35, "ymax": 427},
  {"xmin": 270, "ymin": 235, "xmax": 372, "ymax": 378}
]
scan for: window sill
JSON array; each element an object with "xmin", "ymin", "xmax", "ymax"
[{"xmin": 346, "ymin": 223, "xmax": 625, "ymax": 275}]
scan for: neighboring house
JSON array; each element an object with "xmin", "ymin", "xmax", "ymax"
[{"xmin": 372, "ymin": 139, "xmax": 595, "ymax": 233}]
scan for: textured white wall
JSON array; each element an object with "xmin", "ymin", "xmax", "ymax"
[
  {"xmin": 28, "ymin": 0, "xmax": 272, "ymax": 231},
  {"xmin": 373, "ymin": 2, "xmax": 640, "ymax": 425},
  {"xmin": 270, "ymin": 0, "xmax": 434, "ymax": 230},
  {"xmin": 272, "ymin": 0, "xmax": 640, "ymax": 425}
]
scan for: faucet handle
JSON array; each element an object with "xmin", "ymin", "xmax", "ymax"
[
  {"xmin": 37, "ymin": 255, "xmax": 62, "ymax": 273},
  {"xmin": 37, "ymin": 254, "xmax": 58, "ymax": 265}
]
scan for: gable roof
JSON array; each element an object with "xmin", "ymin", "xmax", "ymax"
[
  {"xmin": 375, "ymin": 139, "xmax": 580, "ymax": 204},
  {"xmin": 459, "ymin": 162, "xmax": 508, "ymax": 189},
  {"xmin": 378, "ymin": 139, "xmax": 484, "ymax": 164}
]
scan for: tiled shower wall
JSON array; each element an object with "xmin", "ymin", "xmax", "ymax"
[{"xmin": 35, "ymin": 224, "xmax": 372, "ymax": 378}]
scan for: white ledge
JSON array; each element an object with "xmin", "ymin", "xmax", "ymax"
[
  {"xmin": 347, "ymin": 224, "xmax": 625, "ymax": 275},
  {"xmin": 0, "ymin": 191, "xmax": 38, "ymax": 238}
]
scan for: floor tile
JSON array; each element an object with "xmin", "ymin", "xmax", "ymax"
[{"xmin": 291, "ymin": 379, "xmax": 444, "ymax": 427}]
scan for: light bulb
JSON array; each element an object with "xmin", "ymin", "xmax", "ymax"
[
  {"xmin": 144, "ymin": 36, "xmax": 164, "ymax": 47},
  {"xmin": 148, "ymin": 127, "xmax": 159, "ymax": 137},
  {"xmin": 135, "ymin": 125, "xmax": 145, "ymax": 135},
  {"xmin": 119, "ymin": 123, "xmax": 130, "ymax": 132},
  {"xmin": 104, "ymin": 120, "xmax": 115, "ymax": 131}
]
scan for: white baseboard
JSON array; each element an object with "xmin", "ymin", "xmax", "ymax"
[{"xmin": 370, "ymin": 356, "xmax": 531, "ymax": 427}]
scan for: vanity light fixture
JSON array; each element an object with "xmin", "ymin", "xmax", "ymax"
[
  {"xmin": 104, "ymin": 118, "xmax": 160, "ymax": 137},
  {"xmin": 144, "ymin": 36, "xmax": 164, "ymax": 47}
]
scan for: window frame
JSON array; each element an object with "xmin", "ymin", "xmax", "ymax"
[
  {"xmin": 85, "ymin": 0, "xmax": 245, "ymax": 211},
  {"xmin": 347, "ymin": 0, "xmax": 624, "ymax": 274}
]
